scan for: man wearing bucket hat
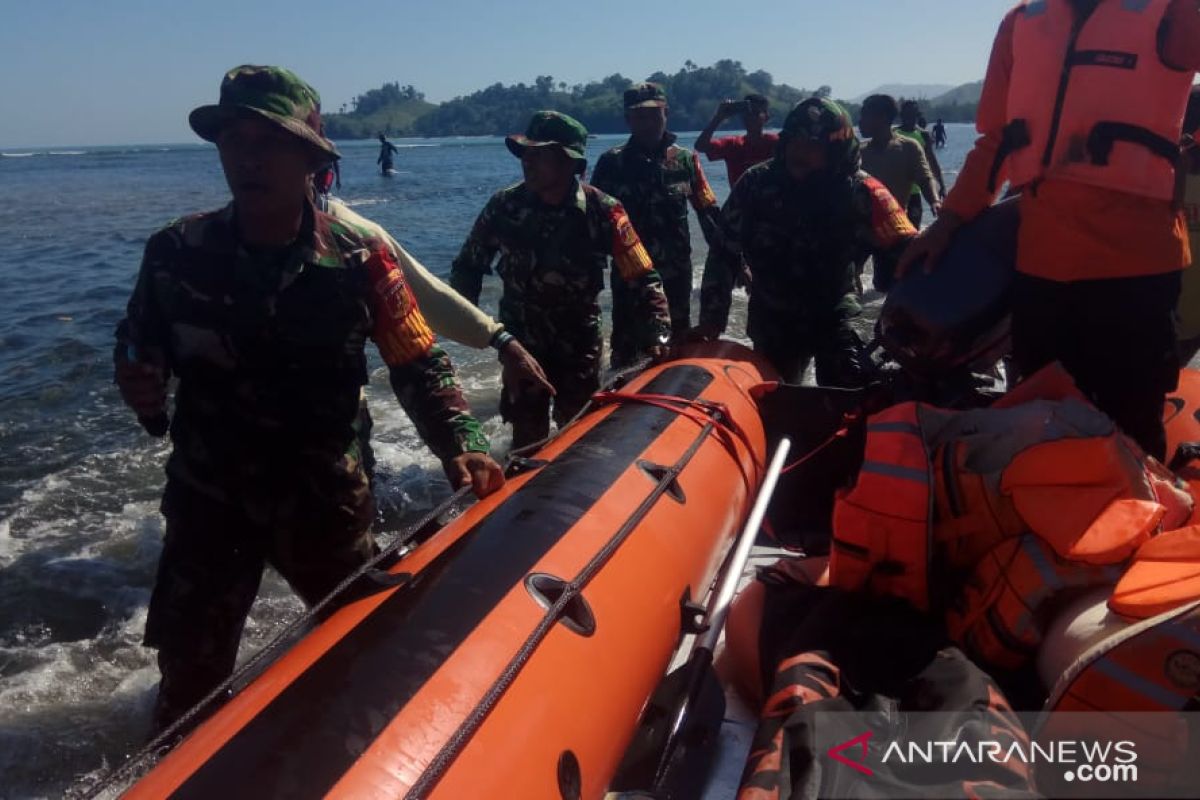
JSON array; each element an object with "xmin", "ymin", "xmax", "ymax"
[
  {"xmin": 451, "ymin": 110, "xmax": 671, "ymax": 448},
  {"xmin": 114, "ymin": 65, "xmax": 504, "ymax": 733},
  {"xmin": 695, "ymin": 97, "xmax": 917, "ymax": 386},
  {"xmin": 591, "ymin": 82, "xmax": 724, "ymax": 367}
]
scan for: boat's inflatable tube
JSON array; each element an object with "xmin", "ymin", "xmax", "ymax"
[
  {"xmin": 878, "ymin": 197, "xmax": 1019, "ymax": 376},
  {"xmin": 123, "ymin": 342, "xmax": 771, "ymax": 800}
]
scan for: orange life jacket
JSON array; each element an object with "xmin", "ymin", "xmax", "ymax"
[
  {"xmin": 829, "ymin": 402, "xmax": 933, "ymax": 611},
  {"xmin": 991, "ymin": 0, "xmax": 1191, "ymax": 202},
  {"xmin": 830, "ymin": 378, "xmax": 1194, "ymax": 670}
]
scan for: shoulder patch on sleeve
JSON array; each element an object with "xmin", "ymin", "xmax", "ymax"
[
  {"xmin": 366, "ymin": 248, "xmax": 436, "ymax": 365},
  {"xmin": 862, "ymin": 176, "xmax": 918, "ymax": 247},
  {"xmin": 609, "ymin": 203, "xmax": 654, "ymax": 281}
]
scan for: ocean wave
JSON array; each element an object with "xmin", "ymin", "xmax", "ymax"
[
  {"xmin": 1, "ymin": 152, "xmax": 35, "ymax": 158},
  {"xmin": 48, "ymin": 151, "xmax": 87, "ymax": 156},
  {"xmin": 341, "ymin": 197, "xmax": 390, "ymax": 208}
]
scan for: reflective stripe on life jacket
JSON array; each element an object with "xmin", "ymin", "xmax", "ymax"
[
  {"xmin": 993, "ymin": 0, "xmax": 1191, "ymax": 201},
  {"xmin": 829, "ymin": 403, "xmax": 933, "ymax": 611},
  {"xmin": 949, "ymin": 535, "xmax": 1126, "ymax": 671}
]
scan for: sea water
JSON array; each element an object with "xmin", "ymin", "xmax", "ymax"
[{"xmin": 0, "ymin": 127, "xmax": 975, "ymax": 798}]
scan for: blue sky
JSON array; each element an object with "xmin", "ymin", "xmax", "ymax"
[{"xmin": 0, "ymin": 0, "xmax": 1015, "ymax": 148}]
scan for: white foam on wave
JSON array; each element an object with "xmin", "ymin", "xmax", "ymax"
[
  {"xmin": 342, "ymin": 197, "xmax": 390, "ymax": 208},
  {"xmin": 48, "ymin": 151, "xmax": 87, "ymax": 156},
  {"xmin": 1, "ymin": 152, "xmax": 35, "ymax": 157}
]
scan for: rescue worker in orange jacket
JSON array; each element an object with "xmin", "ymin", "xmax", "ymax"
[{"xmin": 900, "ymin": 0, "xmax": 1200, "ymax": 461}]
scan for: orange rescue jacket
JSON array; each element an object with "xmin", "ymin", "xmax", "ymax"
[{"xmin": 993, "ymin": 0, "xmax": 1191, "ymax": 202}]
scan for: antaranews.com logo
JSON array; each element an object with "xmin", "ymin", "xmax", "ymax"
[{"xmin": 812, "ymin": 712, "xmax": 1194, "ymax": 799}]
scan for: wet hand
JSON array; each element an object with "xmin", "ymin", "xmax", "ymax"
[
  {"xmin": 447, "ymin": 452, "xmax": 505, "ymax": 499},
  {"xmin": 499, "ymin": 339, "xmax": 555, "ymax": 402},
  {"xmin": 896, "ymin": 212, "xmax": 962, "ymax": 279},
  {"xmin": 115, "ymin": 358, "xmax": 167, "ymax": 418}
]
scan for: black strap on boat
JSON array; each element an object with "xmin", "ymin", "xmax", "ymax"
[
  {"xmin": 987, "ymin": 119, "xmax": 1033, "ymax": 194},
  {"xmin": 406, "ymin": 404, "xmax": 738, "ymax": 800}
]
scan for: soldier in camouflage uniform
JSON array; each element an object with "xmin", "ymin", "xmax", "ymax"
[
  {"xmin": 695, "ymin": 97, "xmax": 918, "ymax": 385},
  {"xmin": 450, "ymin": 111, "xmax": 672, "ymax": 448},
  {"xmin": 113, "ymin": 66, "xmax": 505, "ymax": 734},
  {"xmin": 591, "ymin": 82, "xmax": 724, "ymax": 367}
]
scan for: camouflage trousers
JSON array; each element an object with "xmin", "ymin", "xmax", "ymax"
[
  {"xmin": 144, "ymin": 480, "xmax": 377, "ymax": 735},
  {"xmin": 501, "ymin": 325, "xmax": 602, "ymax": 450},
  {"xmin": 610, "ymin": 264, "xmax": 692, "ymax": 369}
]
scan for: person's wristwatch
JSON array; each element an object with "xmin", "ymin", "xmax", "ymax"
[{"xmin": 490, "ymin": 329, "xmax": 516, "ymax": 358}]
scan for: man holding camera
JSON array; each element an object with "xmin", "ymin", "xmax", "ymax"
[
  {"xmin": 695, "ymin": 94, "xmax": 779, "ymax": 187},
  {"xmin": 693, "ymin": 94, "xmax": 781, "ymax": 332}
]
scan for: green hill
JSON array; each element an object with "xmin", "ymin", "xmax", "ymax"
[
  {"xmin": 324, "ymin": 82, "xmax": 436, "ymax": 139},
  {"xmin": 412, "ymin": 61, "xmax": 815, "ymax": 137},
  {"xmin": 323, "ymin": 67, "xmax": 985, "ymax": 140},
  {"xmin": 326, "ymin": 61, "xmax": 821, "ymax": 139}
]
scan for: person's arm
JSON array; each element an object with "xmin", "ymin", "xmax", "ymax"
[
  {"xmin": 697, "ymin": 172, "xmax": 752, "ymax": 335},
  {"xmin": 449, "ymin": 198, "xmax": 501, "ymax": 307},
  {"xmin": 332, "ymin": 160, "xmax": 341, "ymax": 190},
  {"xmin": 694, "ymin": 100, "xmax": 740, "ymax": 157},
  {"xmin": 326, "ymin": 198, "xmax": 502, "ymax": 347},
  {"xmin": 911, "ymin": 139, "xmax": 941, "ymax": 212},
  {"xmin": 920, "ymin": 132, "xmax": 946, "ymax": 195},
  {"xmin": 604, "ymin": 201, "xmax": 671, "ymax": 350},
  {"xmin": 687, "ymin": 154, "xmax": 725, "ymax": 248},
  {"xmin": 365, "ymin": 244, "xmax": 502, "ymax": 497},
  {"xmin": 1160, "ymin": 0, "xmax": 1200, "ymax": 71},
  {"xmin": 898, "ymin": 8, "xmax": 1016, "ymax": 274},
  {"xmin": 859, "ymin": 177, "xmax": 918, "ymax": 291},
  {"xmin": 114, "ymin": 230, "xmax": 175, "ymax": 426}
]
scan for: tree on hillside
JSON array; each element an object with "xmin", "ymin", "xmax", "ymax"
[
  {"xmin": 326, "ymin": 61, "xmax": 849, "ymax": 138},
  {"xmin": 746, "ymin": 69, "xmax": 773, "ymax": 94}
]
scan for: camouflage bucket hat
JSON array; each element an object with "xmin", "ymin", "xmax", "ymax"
[
  {"xmin": 624, "ymin": 82, "xmax": 668, "ymax": 109},
  {"xmin": 780, "ymin": 97, "xmax": 861, "ymax": 177},
  {"xmin": 505, "ymin": 111, "xmax": 589, "ymax": 162},
  {"xmin": 189, "ymin": 65, "xmax": 338, "ymax": 161},
  {"xmin": 782, "ymin": 97, "xmax": 856, "ymax": 143}
]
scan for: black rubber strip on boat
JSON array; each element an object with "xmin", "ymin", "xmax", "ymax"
[
  {"xmin": 167, "ymin": 364, "xmax": 714, "ymax": 800},
  {"xmin": 408, "ymin": 410, "xmax": 722, "ymax": 799}
]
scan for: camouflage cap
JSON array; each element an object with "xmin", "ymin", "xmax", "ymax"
[
  {"xmin": 780, "ymin": 97, "xmax": 861, "ymax": 177},
  {"xmin": 624, "ymin": 82, "xmax": 668, "ymax": 109},
  {"xmin": 189, "ymin": 65, "xmax": 338, "ymax": 161},
  {"xmin": 505, "ymin": 110, "xmax": 588, "ymax": 162},
  {"xmin": 782, "ymin": 97, "xmax": 856, "ymax": 144}
]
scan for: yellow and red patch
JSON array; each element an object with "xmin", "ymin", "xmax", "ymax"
[
  {"xmin": 694, "ymin": 160, "xmax": 718, "ymax": 208},
  {"xmin": 366, "ymin": 248, "xmax": 435, "ymax": 365},
  {"xmin": 611, "ymin": 206, "xmax": 654, "ymax": 281},
  {"xmin": 864, "ymin": 176, "xmax": 917, "ymax": 247}
]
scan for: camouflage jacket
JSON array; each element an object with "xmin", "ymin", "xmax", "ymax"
[
  {"xmin": 116, "ymin": 202, "xmax": 488, "ymax": 521},
  {"xmin": 590, "ymin": 134, "xmax": 724, "ymax": 277},
  {"xmin": 700, "ymin": 159, "xmax": 916, "ymax": 333},
  {"xmin": 449, "ymin": 180, "xmax": 671, "ymax": 347}
]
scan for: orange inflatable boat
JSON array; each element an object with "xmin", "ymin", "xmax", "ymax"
[{"xmin": 120, "ymin": 343, "xmax": 771, "ymax": 800}]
